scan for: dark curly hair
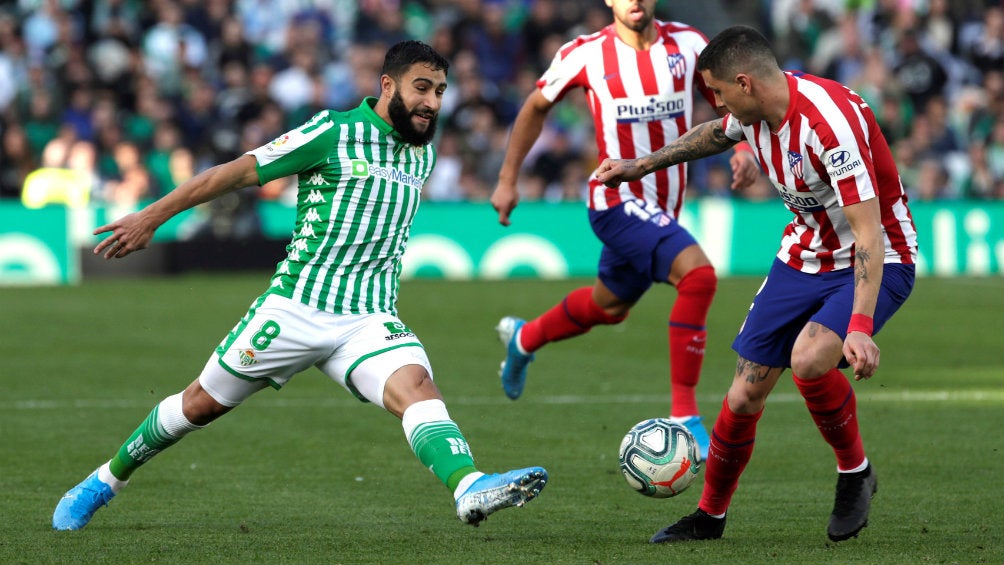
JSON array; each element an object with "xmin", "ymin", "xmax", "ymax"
[{"xmin": 381, "ymin": 40, "xmax": 450, "ymax": 80}]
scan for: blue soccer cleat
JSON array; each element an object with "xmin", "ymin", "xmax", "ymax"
[
  {"xmin": 496, "ymin": 316, "xmax": 535, "ymax": 400},
  {"xmin": 52, "ymin": 470, "xmax": 117, "ymax": 530},
  {"xmin": 679, "ymin": 415, "xmax": 710, "ymax": 462},
  {"xmin": 456, "ymin": 466, "xmax": 548, "ymax": 526}
]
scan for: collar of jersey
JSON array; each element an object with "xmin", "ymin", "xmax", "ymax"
[{"xmin": 359, "ymin": 96, "xmax": 399, "ymax": 140}]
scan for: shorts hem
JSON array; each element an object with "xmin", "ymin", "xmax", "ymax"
[{"xmin": 216, "ymin": 355, "xmax": 282, "ymax": 390}]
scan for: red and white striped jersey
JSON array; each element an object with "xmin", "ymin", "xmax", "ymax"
[
  {"xmin": 537, "ymin": 21, "xmax": 714, "ymax": 216},
  {"xmin": 722, "ymin": 72, "xmax": 918, "ymax": 274}
]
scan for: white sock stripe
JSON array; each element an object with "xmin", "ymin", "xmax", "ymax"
[
  {"xmin": 98, "ymin": 461, "xmax": 128, "ymax": 492},
  {"xmin": 158, "ymin": 392, "xmax": 203, "ymax": 438},
  {"xmin": 401, "ymin": 398, "xmax": 450, "ymax": 445}
]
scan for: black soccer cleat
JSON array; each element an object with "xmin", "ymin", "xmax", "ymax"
[
  {"xmin": 650, "ymin": 508, "xmax": 726, "ymax": 543},
  {"xmin": 827, "ymin": 463, "xmax": 877, "ymax": 542}
]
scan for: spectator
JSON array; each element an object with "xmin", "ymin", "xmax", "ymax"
[
  {"xmin": 22, "ymin": 87, "xmax": 61, "ymax": 159},
  {"xmin": 146, "ymin": 120, "xmax": 182, "ymax": 196},
  {"xmin": 813, "ymin": 14, "xmax": 867, "ymax": 84},
  {"xmin": 987, "ymin": 117, "xmax": 1004, "ymax": 181},
  {"xmin": 774, "ymin": 0, "xmax": 835, "ymax": 69},
  {"xmin": 268, "ymin": 47, "xmax": 319, "ymax": 113},
  {"xmin": 912, "ymin": 157, "xmax": 954, "ymax": 201},
  {"xmin": 520, "ymin": 0, "xmax": 567, "ymax": 76},
  {"xmin": 893, "ymin": 27, "xmax": 949, "ymax": 112},
  {"xmin": 961, "ymin": 141, "xmax": 996, "ymax": 200},
  {"xmin": 0, "ymin": 16, "xmax": 23, "ymax": 114},
  {"xmin": 21, "ymin": 0, "xmax": 61, "ymax": 61},
  {"xmin": 922, "ymin": 0, "xmax": 959, "ymax": 55},
  {"xmin": 962, "ymin": 6, "xmax": 1004, "ymax": 76},
  {"xmin": 526, "ymin": 127, "xmax": 579, "ymax": 199},
  {"xmin": 0, "ymin": 123, "xmax": 37, "ymax": 199},
  {"xmin": 967, "ymin": 69, "xmax": 1004, "ymax": 152},
  {"xmin": 142, "ymin": 1, "xmax": 208, "ymax": 95},
  {"xmin": 424, "ymin": 130, "xmax": 465, "ymax": 201},
  {"xmin": 354, "ymin": 1, "xmax": 410, "ymax": 47},
  {"xmin": 102, "ymin": 140, "xmax": 152, "ymax": 205},
  {"xmin": 210, "ymin": 15, "xmax": 253, "ymax": 75}
]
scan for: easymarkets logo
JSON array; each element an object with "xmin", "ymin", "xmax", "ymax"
[{"xmin": 349, "ymin": 159, "xmax": 423, "ymax": 189}]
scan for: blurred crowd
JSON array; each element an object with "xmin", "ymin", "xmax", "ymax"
[{"xmin": 1, "ymin": 0, "xmax": 1002, "ymax": 236}]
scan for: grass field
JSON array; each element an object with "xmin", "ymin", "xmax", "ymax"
[{"xmin": 1, "ymin": 274, "xmax": 1002, "ymax": 565}]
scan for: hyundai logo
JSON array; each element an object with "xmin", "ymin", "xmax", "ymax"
[{"xmin": 829, "ymin": 150, "xmax": 851, "ymax": 167}]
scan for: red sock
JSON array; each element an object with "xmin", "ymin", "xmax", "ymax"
[
  {"xmin": 519, "ymin": 287, "xmax": 626, "ymax": 352},
  {"xmin": 669, "ymin": 266, "xmax": 716, "ymax": 417},
  {"xmin": 793, "ymin": 368, "xmax": 865, "ymax": 471},
  {"xmin": 699, "ymin": 398, "xmax": 762, "ymax": 516}
]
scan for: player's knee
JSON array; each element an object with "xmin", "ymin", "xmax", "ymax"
[
  {"xmin": 726, "ymin": 386, "xmax": 767, "ymax": 414},
  {"xmin": 578, "ymin": 286, "xmax": 629, "ymax": 325},
  {"xmin": 382, "ymin": 364, "xmax": 440, "ymax": 417},
  {"xmin": 676, "ymin": 264, "xmax": 717, "ymax": 297},
  {"xmin": 790, "ymin": 349, "xmax": 831, "ymax": 380},
  {"xmin": 182, "ymin": 382, "xmax": 231, "ymax": 426},
  {"xmin": 599, "ymin": 304, "xmax": 630, "ymax": 322}
]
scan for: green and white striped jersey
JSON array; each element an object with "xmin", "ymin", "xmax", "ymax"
[{"xmin": 246, "ymin": 97, "xmax": 436, "ymax": 316}]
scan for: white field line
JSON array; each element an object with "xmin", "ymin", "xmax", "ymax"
[{"xmin": 6, "ymin": 389, "xmax": 1003, "ymax": 411}]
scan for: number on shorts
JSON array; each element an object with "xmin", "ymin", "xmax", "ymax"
[{"xmin": 251, "ymin": 320, "xmax": 281, "ymax": 351}]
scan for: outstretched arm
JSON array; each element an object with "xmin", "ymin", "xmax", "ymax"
[
  {"xmin": 595, "ymin": 119, "xmax": 738, "ymax": 187},
  {"xmin": 491, "ymin": 90, "xmax": 554, "ymax": 226},
  {"xmin": 93, "ymin": 154, "xmax": 260, "ymax": 259}
]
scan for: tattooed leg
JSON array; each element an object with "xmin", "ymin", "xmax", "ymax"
[{"xmin": 726, "ymin": 357, "xmax": 784, "ymax": 414}]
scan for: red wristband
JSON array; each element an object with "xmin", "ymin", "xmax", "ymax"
[{"xmin": 847, "ymin": 314, "xmax": 874, "ymax": 336}]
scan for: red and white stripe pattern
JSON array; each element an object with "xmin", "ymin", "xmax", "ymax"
[
  {"xmin": 723, "ymin": 72, "xmax": 918, "ymax": 273},
  {"xmin": 537, "ymin": 21, "xmax": 714, "ymax": 216}
]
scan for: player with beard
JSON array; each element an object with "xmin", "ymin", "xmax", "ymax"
[{"xmin": 52, "ymin": 40, "xmax": 547, "ymax": 531}]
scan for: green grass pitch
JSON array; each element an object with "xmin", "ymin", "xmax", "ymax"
[{"xmin": 1, "ymin": 274, "xmax": 1001, "ymax": 564}]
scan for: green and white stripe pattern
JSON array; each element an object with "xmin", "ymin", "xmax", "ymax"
[{"xmin": 247, "ymin": 98, "xmax": 436, "ymax": 315}]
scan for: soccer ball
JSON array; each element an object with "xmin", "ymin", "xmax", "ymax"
[{"xmin": 618, "ymin": 418, "xmax": 702, "ymax": 498}]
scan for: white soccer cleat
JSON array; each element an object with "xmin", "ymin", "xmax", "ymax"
[{"xmin": 455, "ymin": 466, "xmax": 548, "ymax": 526}]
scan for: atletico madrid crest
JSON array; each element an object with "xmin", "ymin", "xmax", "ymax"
[
  {"xmin": 667, "ymin": 53, "xmax": 686, "ymax": 79},
  {"xmin": 788, "ymin": 151, "xmax": 804, "ymax": 180}
]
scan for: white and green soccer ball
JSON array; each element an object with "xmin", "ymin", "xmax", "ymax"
[{"xmin": 618, "ymin": 418, "xmax": 702, "ymax": 498}]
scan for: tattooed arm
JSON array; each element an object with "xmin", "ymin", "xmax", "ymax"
[
  {"xmin": 594, "ymin": 119, "xmax": 739, "ymax": 187},
  {"xmin": 841, "ymin": 197, "xmax": 885, "ymax": 380}
]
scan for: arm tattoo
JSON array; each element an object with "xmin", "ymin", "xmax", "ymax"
[
  {"xmin": 640, "ymin": 121, "xmax": 737, "ymax": 173},
  {"xmin": 854, "ymin": 248, "xmax": 871, "ymax": 287},
  {"xmin": 736, "ymin": 357, "xmax": 771, "ymax": 384}
]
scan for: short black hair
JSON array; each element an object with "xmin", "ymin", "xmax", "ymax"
[
  {"xmin": 381, "ymin": 40, "xmax": 449, "ymax": 80},
  {"xmin": 697, "ymin": 25, "xmax": 778, "ymax": 80}
]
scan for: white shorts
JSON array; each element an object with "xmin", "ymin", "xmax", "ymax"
[{"xmin": 199, "ymin": 293, "xmax": 432, "ymax": 408}]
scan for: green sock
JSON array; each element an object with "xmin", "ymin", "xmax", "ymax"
[
  {"xmin": 408, "ymin": 420, "xmax": 478, "ymax": 491},
  {"xmin": 107, "ymin": 404, "xmax": 181, "ymax": 480}
]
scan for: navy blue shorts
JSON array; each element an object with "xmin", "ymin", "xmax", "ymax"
[
  {"xmin": 732, "ymin": 258, "xmax": 915, "ymax": 368},
  {"xmin": 588, "ymin": 199, "xmax": 698, "ymax": 303}
]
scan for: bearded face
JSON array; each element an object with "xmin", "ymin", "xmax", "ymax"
[{"xmin": 387, "ymin": 86, "xmax": 439, "ymax": 146}]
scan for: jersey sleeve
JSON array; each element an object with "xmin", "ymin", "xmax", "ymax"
[
  {"xmin": 722, "ymin": 113, "xmax": 745, "ymax": 142},
  {"xmin": 812, "ymin": 110, "xmax": 877, "ymax": 207},
  {"xmin": 536, "ymin": 37, "xmax": 590, "ymax": 103},
  {"xmin": 683, "ymin": 28, "xmax": 716, "ymax": 109},
  {"xmin": 246, "ymin": 110, "xmax": 338, "ymax": 185}
]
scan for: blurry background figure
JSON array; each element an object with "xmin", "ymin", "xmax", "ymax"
[
  {"xmin": 22, "ymin": 126, "xmax": 99, "ymax": 208},
  {"xmin": 101, "ymin": 141, "xmax": 152, "ymax": 205},
  {"xmin": 0, "ymin": 124, "xmax": 37, "ymax": 199}
]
